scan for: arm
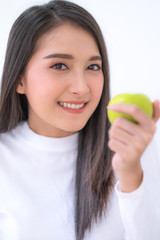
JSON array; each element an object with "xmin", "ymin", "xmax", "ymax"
[{"xmin": 108, "ymin": 100, "xmax": 160, "ymax": 239}]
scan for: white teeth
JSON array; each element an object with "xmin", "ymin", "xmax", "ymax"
[{"xmin": 59, "ymin": 102, "xmax": 85, "ymax": 109}]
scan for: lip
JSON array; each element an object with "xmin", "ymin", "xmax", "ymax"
[
  {"xmin": 57, "ymin": 101, "xmax": 88, "ymax": 113},
  {"xmin": 59, "ymin": 101, "xmax": 87, "ymax": 104}
]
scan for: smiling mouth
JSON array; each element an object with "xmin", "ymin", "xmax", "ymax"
[{"xmin": 58, "ymin": 101, "xmax": 87, "ymax": 109}]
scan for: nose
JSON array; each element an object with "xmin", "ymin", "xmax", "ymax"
[{"xmin": 68, "ymin": 71, "xmax": 89, "ymax": 95}]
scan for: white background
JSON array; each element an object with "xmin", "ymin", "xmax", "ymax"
[{"xmin": 0, "ymin": 0, "xmax": 160, "ymax": 101}]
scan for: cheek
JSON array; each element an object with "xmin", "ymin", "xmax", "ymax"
[{"xmin": 24, "ymin": 70, "xmax": 57, "ymax": 98}]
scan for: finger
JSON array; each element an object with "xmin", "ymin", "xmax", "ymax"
[
  {"xmin": 112, "ymin": 116, "xmax": 153, "ymax": 140},
  {"xmin": 152, "ymin": 99, "xmax": 160, "ymax": 123},
  {"xmin": 107, "ymin": 103, "xmax": 153, "ymax": 127},
  {"xmin": 108, "ymin": 130, "xmax": 147, "ymax": 164},
  {"xmin": 109, "ymin": 118, "xmax": 149, "ymax": 152},
  {"xmin": 112, "ymin": 117, "xmax": 140, "ymax": 136},
  {"xmin": 108, "ymin": 138, "xmax": 127, "ymax": 155},
  {"xmin": 108, "ymin": 138, "xmax": 136, "ymax": 162},
  {"xmin": 109, "ymin": 124, "xmax": 131, "ymax": 146}
]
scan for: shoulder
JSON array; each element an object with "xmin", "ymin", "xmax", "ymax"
[
  {"xmin": 0, "ymin": 122, "xmax": 27, "ymax": 167},
  {"xmin": 0, "ymin": 121, "xmax": 26, "ymax": 145}
]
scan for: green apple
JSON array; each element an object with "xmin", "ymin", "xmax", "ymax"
[{"xmin": 107, "ymin": 93, "xmax": 153, "ymax": 124}]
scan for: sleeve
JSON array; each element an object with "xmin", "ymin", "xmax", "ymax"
[{"xmin": 115, "ymin": 125, "xmax": 160, "ymax": 240}]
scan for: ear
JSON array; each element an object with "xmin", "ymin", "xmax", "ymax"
[{"xmin": 16, "ymin": 76, "xmax": 26, "ymax": 94}]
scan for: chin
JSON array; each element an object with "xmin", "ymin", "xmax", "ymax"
[{"xmin": 63, "ymin": 122, "xmax": 87, "ymax": 133}]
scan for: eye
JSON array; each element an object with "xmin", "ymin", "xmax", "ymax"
[
  {"xmin": 87, "ymin": 64, "xmax": 101, "ymax": 71},
  {"xmin": 50, "ymin": 63, "xmax": 68, "ymax": 70}
]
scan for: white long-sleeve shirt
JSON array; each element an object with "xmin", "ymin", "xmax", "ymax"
[{"xmin": 0, "ymin": 121, "xmax": 159, "ymax": 240}]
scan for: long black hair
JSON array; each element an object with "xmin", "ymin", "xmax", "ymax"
[{"xmin": 0, "ymin": 1, "xmax": 115, "ymax": 239}]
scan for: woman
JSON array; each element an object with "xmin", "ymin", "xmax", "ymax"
[{"xmin": 0, "ymin": 1, "xmax": 159, "ymax": 239}]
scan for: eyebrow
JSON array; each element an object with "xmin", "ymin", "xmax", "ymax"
[{"xmin": 43, "ymin": 53, "xmax": 102, "ymax": 61}]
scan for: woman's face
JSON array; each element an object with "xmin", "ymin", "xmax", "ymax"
[{"xmin": 17, "ymin": 23, "xmax": 104, "ymax": 137}]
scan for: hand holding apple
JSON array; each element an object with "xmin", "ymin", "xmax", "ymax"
[
  {"xmin": 107, "ymin": 93, "xmax": 153, "ymax": 124},
  {"xmin": 107, "ymin": 95, "xmax": 160, "ymax": 193}
]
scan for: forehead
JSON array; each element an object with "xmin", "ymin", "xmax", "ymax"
[{"xmin": 34, "ymin": 23, "xmax": 100, "ymax": 56}]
